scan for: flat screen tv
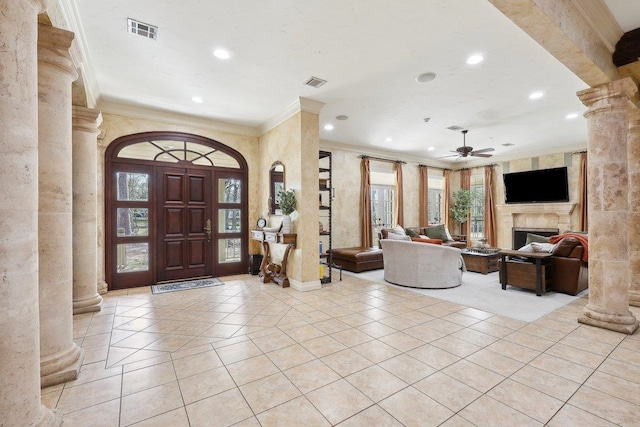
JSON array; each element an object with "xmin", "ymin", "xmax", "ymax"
[{"xmin": 503, "ymin": 167, "xmax": 569, "ymax": 204}]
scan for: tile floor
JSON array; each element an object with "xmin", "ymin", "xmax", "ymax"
[{"xmin": 42, "ymin": 273, "xmax": 640, "ymax": 426}]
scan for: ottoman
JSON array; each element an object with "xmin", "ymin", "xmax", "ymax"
[{"xmin": 329, "ymin": 247, "xmax": 384, "ymax": 273}]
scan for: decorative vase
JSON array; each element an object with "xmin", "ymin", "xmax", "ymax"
[{"xmin": 281, "ymin": 214, "xmax": 292, "ymax": 234}]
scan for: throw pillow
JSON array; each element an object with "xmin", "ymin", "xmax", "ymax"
[
  {"xmin": 531, "ymin": 242, "xmax": 556, "ymax": 253},
  {"xmin": 392, "ymin": 224, "xmax": 405, "ymax": 235},
  {"xmin": 517, "ymin": 244, "xmax": 534, "ymax": 253},
  {"xmin": 387, "ymin": 232, "xmax": 411, "ymax": 241},
  {"xmin": 405, "ymin": 228, "xmax": 420, "ymax": 238},
  {"xmin": 411, "ymin": 237, "xmax": 442, "ymax": 245},
  {"xmin": 525, "ymin": 233, "xmax": 550, "ymax": 245},
  {"xmin": 445, "ymin": 227, "xmax": 454, "ymax": 242},
  {"xmin": 424, "ymin": 224, "xmax": 449, "ymax": 241}
]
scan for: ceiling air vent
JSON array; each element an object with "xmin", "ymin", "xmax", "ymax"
[
  {"xmin": 447, "ymin": 125, "xmax": 464, "ymax": 131},
  {"xmin": 304, "ymin": 76, "xmax": 327, "ymax": 88},
  {"xmin": 127, "ymin": 18, "xmax": 158, "ymax": 40}
]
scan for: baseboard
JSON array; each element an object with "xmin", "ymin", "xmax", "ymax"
[{"xmin": 290, "ymin": 278, "xmax": 321, "ymax": 292}]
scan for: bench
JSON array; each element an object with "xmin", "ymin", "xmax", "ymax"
[{"xmin": 328, "ymin": 247, "xmax": 384, "ymax": 273}]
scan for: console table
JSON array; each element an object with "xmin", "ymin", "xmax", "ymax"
[{"xmin": 251, "ymin": 230, "xmax": 296, "ymax": 287}]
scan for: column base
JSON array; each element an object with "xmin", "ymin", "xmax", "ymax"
[
  {"xmin": 578, "ymin": 303, "xmax": 639, "ymax": 334},
  {"xmin": 97, "ymin": 280, "xmax": 108, "ymax": 295},
  {"xmin": 630, "ymin": 290, "xmax": 640, "ymax": 307},
  {"xmin": 35, "ymin": 405, "xmax": 63, "ymax": 427},
  {"xmin": 73, "ymin": 294, "xmax": 103, "ymax": 314},
  {"xmin": 40, "ymin": 343, "xmax": 84, "ymax": 388}
]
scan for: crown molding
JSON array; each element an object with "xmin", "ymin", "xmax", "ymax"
[
  {"xmin": 47, "ymin": 0, "xmax": 99, "ymax": 108},
  {"xmin": 259, "ymin": 97, "xmax": 325, "ymax": 135},
  {"xmin": 570, "ymin": 0, "xmax": 623, "ymax": 53},
  {"xmin": 99, "ymin": 98, "xmax": 261, "ymax": 137}
]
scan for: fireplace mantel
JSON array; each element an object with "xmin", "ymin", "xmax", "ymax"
[{"xmin": 496, "ymin": 202, "xmax": 576, "ymax": 248}]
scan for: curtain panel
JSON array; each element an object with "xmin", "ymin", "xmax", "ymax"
[
  {"xmin": 360, "ymin": 157, "xmax": 372, "ymax": 248},
  {"xmin": 419, "ymin": 165, "xmax": 428, "ymax": 226},
  {"xmin": 484, "ymin": 165, "xmax": 497, "ymax": 247},
  {"xmin": 394, "ymin": 161, "xmax": 404, "ymax": 227}
]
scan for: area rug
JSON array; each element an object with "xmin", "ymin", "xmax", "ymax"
[
  {"xmin": 345, "ymin": 269, "xmax": 587, "ymax": 322},
  {"xmin": 151, "ymin": 278, "xmax": 224, "ymax": 294}
]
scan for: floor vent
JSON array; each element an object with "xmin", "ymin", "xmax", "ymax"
[
  {"xmin": 304, "ymin": 76, "xmax": 327, "ymax": 88},
  {"xmin": 127, "ymin": 18, "xmax": 158, "ymax": 40}
]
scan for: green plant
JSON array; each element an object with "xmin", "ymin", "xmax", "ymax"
[
  {"xmin": 278, "ymin": 189, "xmax": 297, "ymax": 215},
  {"xmin": 451, "ymin": 189, "xmax": 471, "ymax": 223}
]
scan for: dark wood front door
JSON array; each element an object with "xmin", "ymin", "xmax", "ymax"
[{"xmin": 157, "ymin": 166, "xmax": 213, "ymax": 282}]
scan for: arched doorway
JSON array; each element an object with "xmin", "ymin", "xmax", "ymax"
[{"xmin": 105, "ymin": 132, "xmax": 249, "ymax": 289}]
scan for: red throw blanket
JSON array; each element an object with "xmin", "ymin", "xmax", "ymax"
[{"xmin": 548, "ymin": 233, "xmax": 588, "ymax": 262}]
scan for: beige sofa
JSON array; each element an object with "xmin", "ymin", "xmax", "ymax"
[{"xmin": 380, "ymin": 239, "xmax": 463, "ymax": 289}]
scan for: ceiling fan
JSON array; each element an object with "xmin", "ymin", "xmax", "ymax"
[{"xmin": 438, "ymin": 130, "xmax": 495, "ymax": 160}]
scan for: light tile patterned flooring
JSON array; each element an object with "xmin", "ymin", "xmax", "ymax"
[{"xmin": 42, "ymin": 273, "xmax": 640, "ymax": 426}]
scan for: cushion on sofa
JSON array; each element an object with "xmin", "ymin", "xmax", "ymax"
[
  {"xmin": 531, "ymin": 242, "xmax": 556, "ymax": 253},
  {"xmin": 411, "ymin": 237, "xmax": 442, "ymax": 244},
  {"xmin": 424, "ymin": 224, "xmax": 449, "ymax": 241},
  {"xmin": 525, "ymin": 233, "xmax": 550, "ymax": 244},
  {"xmin": 552, "ymin": 237, "xmax": 580, "ymax": 257},
  {"xmin": 405, "ymin": 228, "xmax": 420, "ymax": 238},
  {"xmin": 387, "ymin": 232, "xmax": 411, "ymax": 241}
]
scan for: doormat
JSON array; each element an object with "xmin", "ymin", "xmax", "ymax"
[{"xmin": 151, "ymin": 278, "xmax": 225, "ymax": 294}]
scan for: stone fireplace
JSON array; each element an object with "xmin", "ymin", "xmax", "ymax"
[{"xmin": 496, "ymin": 202, "xmax": 576, "ymax": 249}]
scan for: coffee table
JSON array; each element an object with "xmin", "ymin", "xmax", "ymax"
[{"xmin": 461, "ymin": 249, "xmax": 501, "ymax": 274}]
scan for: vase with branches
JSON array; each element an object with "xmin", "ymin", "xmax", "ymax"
[{"xmin": 277, "ymin": 189, "xmax": 296, "ymax": 233}]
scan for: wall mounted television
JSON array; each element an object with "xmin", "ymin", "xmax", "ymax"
[{"xmin": 503, "ymin": 166, "xmax": 569, "ymax": 204}]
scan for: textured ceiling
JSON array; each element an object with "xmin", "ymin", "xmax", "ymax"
[{"xmin": 72, "ymin": 0, "xmax": 640, "ymax": 165}]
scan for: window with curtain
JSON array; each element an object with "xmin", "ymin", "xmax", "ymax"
[
  {"xmin": 470, "ymin": 172, "xmax": 485, "ymax": 241},
  {"xmin": 371, "ymin": 170, "xmax": 396, "ymax": 247},
  {"xmin": 427, "ymin": 175, "xmax": 444, "ymax": 224}
]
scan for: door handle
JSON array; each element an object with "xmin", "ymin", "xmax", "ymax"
[{"xmin": 204, "ymin": 219, "xmax": 212, "ymax": 242}]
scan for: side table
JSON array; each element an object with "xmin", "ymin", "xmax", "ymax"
[{"xmin": 499, "ymin": 250, "xmax": 552, "ymax": 296}]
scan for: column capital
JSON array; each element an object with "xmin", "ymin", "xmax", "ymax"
[
  {"xmin": 577, "ymin": 77, "xmax": 639, "ymax": 114},
  {"xmin": 72, "ymin": 106, "xmax": 102, "ymax": 133},
  {"xmin": 38, "ymin": 23, "xmax": 78, "ymax": 80}
]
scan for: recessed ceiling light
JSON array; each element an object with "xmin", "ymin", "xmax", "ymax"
[
  {"xmin": 385, "ymin": 138, "xmax": 393, "ymax": 142},
  {"xmin": 415, "ymin": 72, "xmax": 437, "ymax": 83},
  {"xmin": 427, "ymin": 147, "xmax": 435, "ymax": 151},
  {"xmin": 213, "ymin": 49, "xmax": 230, "ymax": 59},
  {"xmin": 529, "ymin": 91, "xmax": 544, "ymax": 99},
  {"xmin": 191, "ymin": 96, "xmax": 204, "ymax": 103},
  {"xmin": 466, "ymin": 54, "xmax": 484, "ymax": 65},
  {"xmin": 336, "ymin": 115, "xmax": 349, "ymax": 121},
  {"xmin": 566, "ymin": 113, "xmax": 578, "ymax": 119},
  {"xmin": 324, "ymin": 124, "xmax": 334, "ymax": 131}
]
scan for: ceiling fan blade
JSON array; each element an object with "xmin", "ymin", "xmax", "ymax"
[
  {"xmin": 470, "ymin": 147, "xmax": 495, "ymax": 154},
  {"xmin": 470, "ymin": 152, "xmax": 493, "ymax": 158},
  {"xmin": 434, "ymin": 154, "xmax": 460, "ymax": 159}
]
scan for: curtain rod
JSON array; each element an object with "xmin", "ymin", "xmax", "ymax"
[{"xmin": 359, "ymin": 155, "xmax": 406, "ymax": 164}]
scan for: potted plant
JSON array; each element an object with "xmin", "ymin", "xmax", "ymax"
[
  {"xmin": 277, "ymin": 189, "xmax": 296, "ymax": 233},
  {"xmin": 451, "ymin": 189, "xmax": 471, "ymax": 234}
]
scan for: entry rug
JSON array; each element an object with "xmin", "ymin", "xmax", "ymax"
[{"xmin": 151, "ymin": 278, "xmax": 224, "ymax": 294}]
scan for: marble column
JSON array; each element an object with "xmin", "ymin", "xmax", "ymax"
[
  {"xmin": 629, "ymin": 108, "xmax": 640, "ymax": 307},
  {"xmin": 72, "ymin": 107, "xmax": 103, "ymax": 313},
  {"xmin": 38, "ymin": 23, "xmax": 84, "ymax": 387},
  {"xmin": 0, "ymin": 1, "xmax": 62, "ymax": 426},
  {"xmin": 577, "ymin": 78, "xmax": 639, "ymax": 334}
]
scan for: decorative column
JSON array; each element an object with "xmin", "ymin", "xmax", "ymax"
[
  {"xmin": 629, "ymin": 108, "xmax": 640, "ymax": 306},
  {"xmin": 577, "ymin": 78, "xmax": 639, "ymax": 334},
  {"xmin": 38, "ymin": 23, "xmax": 84, "ymax": 387},
  {"xmin": 97, "ymin": 131, "xmax": 109, "ymax": 294},
  {"xmin": 72, "ymin": 107, "xmax": 103, "ymax": 313},
  {"xmin": 0, "ymin": 1, "xmax": 61, "ymax": 426}
]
